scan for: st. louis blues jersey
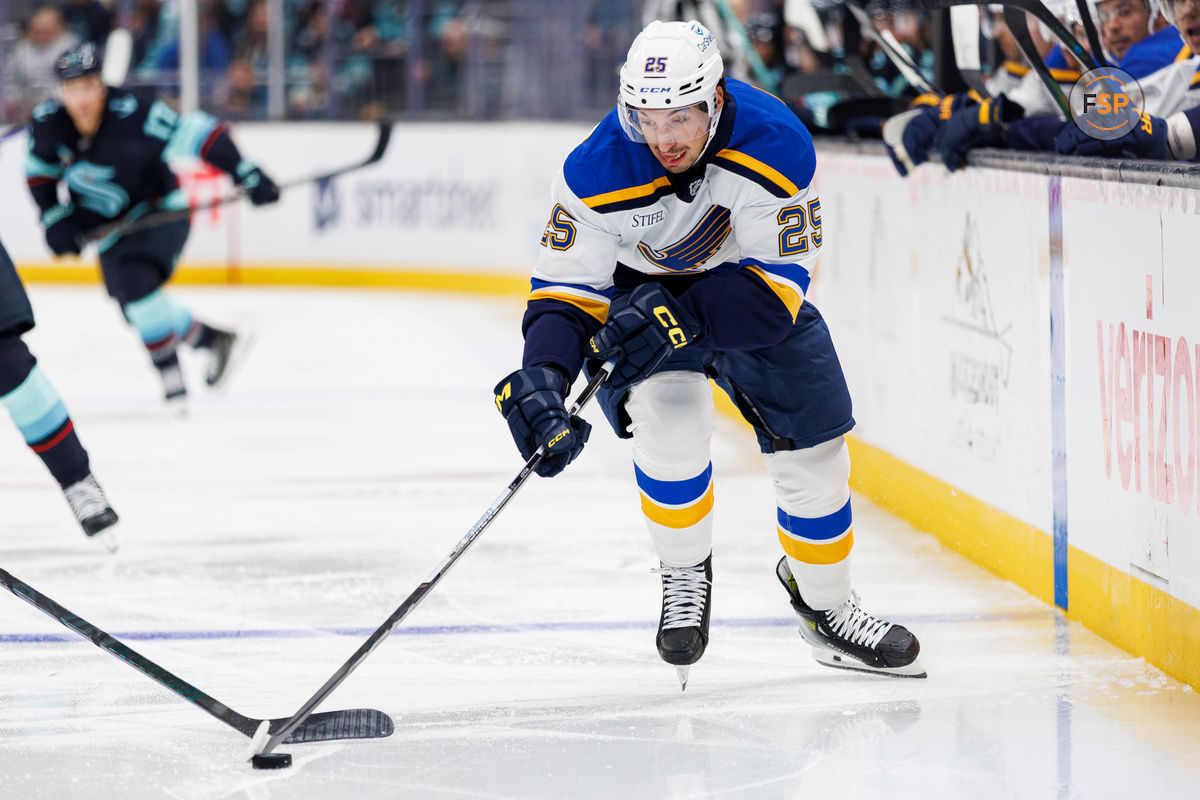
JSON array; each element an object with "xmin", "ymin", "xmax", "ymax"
[
  {"xmin": 523, "ymin": 79, "xmax": 822, "ymax": 379},
  {"xmin": 25, "ymin": 89, "xmax": 248, "ymax": 244}
]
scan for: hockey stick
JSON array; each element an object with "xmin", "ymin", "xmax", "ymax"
[
  {"xmin": 251, "ymin": 360, "xmax": 616, "ymax": 764},
  {"xmin": 709, "ymin": 0, "xmax": 779, "ymax": 92},
  {"xmin": 845, "ymin": 0, "xmax": 943, "ymax": 96},
  {"xmin": 82, "ymin": 119, "xmax": 392, "ymax": 245},
  {"xmin": 949, "ymin": 6, "xmax": 992, "ymax": 97},
  {"xmin": 1073, "ymin": 0, "xmax": 1107, "ymax": 68},
  {"xmin": 921, "ymin": 0, "xmax": 1098, "ymax": 73},
  {"xmin": 1004, "ymin": 6, "xmax": 1074, "ymax": 116},
  {"xmin": 922, "ymin": 0, "xmax": 1100, "ymax": 118},
  {"xmin": 0, "ymin": 566, "xmax": 395, "ymax": 744}
]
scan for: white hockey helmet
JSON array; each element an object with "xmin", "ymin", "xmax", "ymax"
[{"xmin": 617, "ymin": 20, "xmax": 725, "ymax": 146}]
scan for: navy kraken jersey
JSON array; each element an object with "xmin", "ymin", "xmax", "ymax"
[
  {"xmin": 25, "ymin": 89, "xmax": 239, "ymax": 239},
  {"xmin": 523, "ymin": 79, "xmax": 822, "ymax": 378}
]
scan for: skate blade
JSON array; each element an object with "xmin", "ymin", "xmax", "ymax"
[
  {"xmin": 208, "ymin": 330, "xmax": 255, "ymax": 392},
  {"xmin": 165, "ymin": 394, "xmax": 190, "ymax": 419},
  {"xmin": 89, "ymin": 528, "xmax": 119, "ymax": 554},
  {"xmin": 812, "ymin": 647, "xmax": 927, "ymax": 679},
  {"xmin": 675, "ymin": 665, "xmax": 690, "ymax": 691}
]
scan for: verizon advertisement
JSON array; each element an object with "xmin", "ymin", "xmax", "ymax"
[{"xmin": 1062, "ymin": 178, "xmax": 1200, "ymax": 609}]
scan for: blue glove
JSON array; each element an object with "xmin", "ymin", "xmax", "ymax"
[
  {"xmin": 45, "ymin": 215, "xmax": 82, "ymax": 256},
  {"xmin": 935, "ymin": 96, "xmax": 1024, "ymax": 172},
  {"xmin": 1054, "ymin": 111, "xmax": 1167, "ymax": 159},
  {"xmin": 235, "ymin": 164, "xmax": 281, "ymax": 206},
  {"xmin": 587, "ymin": 282, "xmax": 701, "ymax": 394},
  {"xmin": 883, "ymin": 93, "xmax": 980, "ymax": 177},
  {"xmin": 883, "ymin": 106, "xmax": 940, "ymax": 177},
  {"xmin": 494, "ymin": 366, "xmax": 591, "ymax": 477}
]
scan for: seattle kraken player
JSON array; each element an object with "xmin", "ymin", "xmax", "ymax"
[
  {"xmin": 24, "ymin": 42, "xmax": 280, "ymax": 409},
  {"xmin": 1, "ymin": 238, "xmax": 117, "ymax": 550},
  {"xmin": 494, "ymin": 20, "xmax": 924, "ymax": 687}
]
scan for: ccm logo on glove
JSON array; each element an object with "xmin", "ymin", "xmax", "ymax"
[{"xmin": 654, "ymin": 305, "xmax": 691, "ymax": 348}]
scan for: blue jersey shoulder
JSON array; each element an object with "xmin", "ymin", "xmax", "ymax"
[
  {"xmin": 713, "ymin": 79, "xmax": 815, "ymax": 198},
  {"xmin": 1120, "ymin": 26, "xmax": 1186, "ymax": 80},
  {"xmin": 563, "ymin": 111, "xmax": 671, "ymax": 213}
]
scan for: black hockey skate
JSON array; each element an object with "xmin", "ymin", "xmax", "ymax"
[
  {"xmin": 204, "ymin": 329, "xmax": 250, "ymax": 389},
  {"xmin": 654, "ymin": 555, "xmax": 712, "ymax": 690},
  {"xmin": 157, "ymin": 361, "xmax": 188, "ymax": 415},
  {"xmin": 776, "ymin": 557, "xmax": 925, "ymax": 678},
  {"xmin": 63, "ymin": 473, "xmax": 118, "ymax": 552}
]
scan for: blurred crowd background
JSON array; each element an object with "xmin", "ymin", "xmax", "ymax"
[{"xmin": 0, "ymin": 0, "xmax": 951, "ymax": 125}]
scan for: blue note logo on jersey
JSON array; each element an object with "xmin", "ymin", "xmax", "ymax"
[
  {"xmin": 313, "ymin": 176, "xmax": 340, "ymax": 233},
  {"xmin": 65, "ymin": 161, "xmax": 129, "ymax": 217},
  {"xmin": 637, "ymin": 205, "xmax": 731, "ymax": 272}
]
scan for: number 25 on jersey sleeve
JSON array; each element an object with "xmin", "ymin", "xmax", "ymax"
[
  {"xmin": 777, "ymin": 199, "xmax": 822, "ymax": 258},
  {"xmin": 540, "ymin": 204, "xmax": 577, "ymax": 251}
]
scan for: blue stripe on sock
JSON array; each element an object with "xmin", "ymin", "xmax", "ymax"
[
  {"xmin": 124, "ymin": 290, "xmax": 178, "ymax": 344},
  {"xmin": 634, "ymin": 463, "xmax": 712, "ymax": 506},
  {"xmin": 164, "ymin": 295, "xmax": 194, "ymax": 338},
  {"xmin": 1, "ymin": 367, "xmax": 68, "ymax": 443},
  {"xmin": 777, "ymin": 497, "xmax": 852, "ymax": 541}
]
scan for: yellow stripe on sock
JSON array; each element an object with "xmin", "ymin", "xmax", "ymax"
[
  {"xmin": 777, "ymin": 527, "xmax": 854, "ymax": 565},
  {"xmin": 641, "ymin": 484, "xmax": 715, "ymax": 529}
]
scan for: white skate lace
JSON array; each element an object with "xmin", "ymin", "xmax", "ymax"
[
  {"xmin": 824, "ymin": 593, "xmax": 891, "ymax": 649},
  {"xmin": 64, "ymin": 475, "xmax": 111, "ymax": 522},
  {"xmin": 652, "ymin": 564, "xmax": 710, "ymax": 630}
]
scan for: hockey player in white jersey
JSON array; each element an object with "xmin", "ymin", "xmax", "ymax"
[{"xmin": 494, "ymin": 20, "xmax": 924, "ymax": 687}]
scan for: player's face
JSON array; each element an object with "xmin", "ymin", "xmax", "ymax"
[
  {"xmin": 1174, "ymin": 0, "xmax": 1200, "ymax": 55},
  {"xmin": 635, "ymin": 101, "xmax": 714, "ymax": 173},
  {"xmin": 1097, "ymin": 0, "xmax": 1151, "ymax": 60},
  {"xmin": 58, "ymin": 75, "xmax": 106, "ymax": 136}
]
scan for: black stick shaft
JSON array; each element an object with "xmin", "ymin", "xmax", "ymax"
[
  {"xmin": 0, "ymin": 566, "xmax": 259, "ymax": 735},
  {"xmin": 259, "ymin": 362, "xmax": 615, "ymax": 755},
  {"xmin": 0, "ymin": 566, "xmax": 396, "ymax": 744},
  {"xmin": 1004, "ymin": 6, "xmax": 1073, "ymax": 117},
  {"xmin": 83, "ymin": 120, "xmax": 391, "ymax": 244}
]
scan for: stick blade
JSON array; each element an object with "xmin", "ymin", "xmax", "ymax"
[
  {"xmin": 102, "ymin": 29, "xmax": 133, "ymax": 87},
  {"xmin": 270, "ymin": 708, "xmax": 395, "ymax": 743},
  {"xmin": 365, "ymin": 120, "xmax": 392, "ymax": 166}
]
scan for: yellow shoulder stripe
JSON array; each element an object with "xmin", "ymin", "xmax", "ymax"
[
  {"xmin": 528, "ymin": 289, "xmax": 609, "ymax": 323},
  {"xmin": 1049, "ymin": 67, "xmax": 1082, "ymax": 82},
  {"xmin": 744, "ymin": 265, "xmax": 803, "ymax": 322},
  {"xmin": 1178, "ymin": 45, "xmax": 1193, "ymax": 63},
  {"xmin": 1004, "ymin": 60, "xmax": 1030, "ymax": 77},
  {"xmin": 714, "ymin": 148, "xmax": 800, "ymax": 197},
  {"xmin": 581, "ymin": 176, "xmax": 671, "ymax": 209}
]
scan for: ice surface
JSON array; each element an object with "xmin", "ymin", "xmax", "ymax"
[{"xmin": 2, "ymin": 286, "xmax": 1199, "ymax": 799}]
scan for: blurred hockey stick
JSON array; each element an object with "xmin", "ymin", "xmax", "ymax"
[
  {"xmin": 845, "ymin": 0, "xmax": 943, "ymax": 96},
  {"xmin": 709, "ymin": 0, "xmax": 779, "ymax": 92},
  {"xmin": 249, "ymin": 360, "xmax": 616, "ymax": 766},
  {"xmin": 949, "ymin": 6, "xmax": 992, "ymax": 97},
  {"xmin": 922, "ymin": 0, "xmax": 1100, "ymax": 118},
  {"xmin": 0, "ymin": 566, "xmax": 394, "ymax": 744},
  {"xmin": 82, "ymin": 119, "xmax": 392, "ymax": 245},
  {"xmin": 1073, "ymin": 0, "xmax": 1107, "ymax": 68}
]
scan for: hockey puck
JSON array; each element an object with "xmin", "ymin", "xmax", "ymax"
[{"xmin": 250, "ymin": 753, "xmax": 292, "ymax": 770}]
